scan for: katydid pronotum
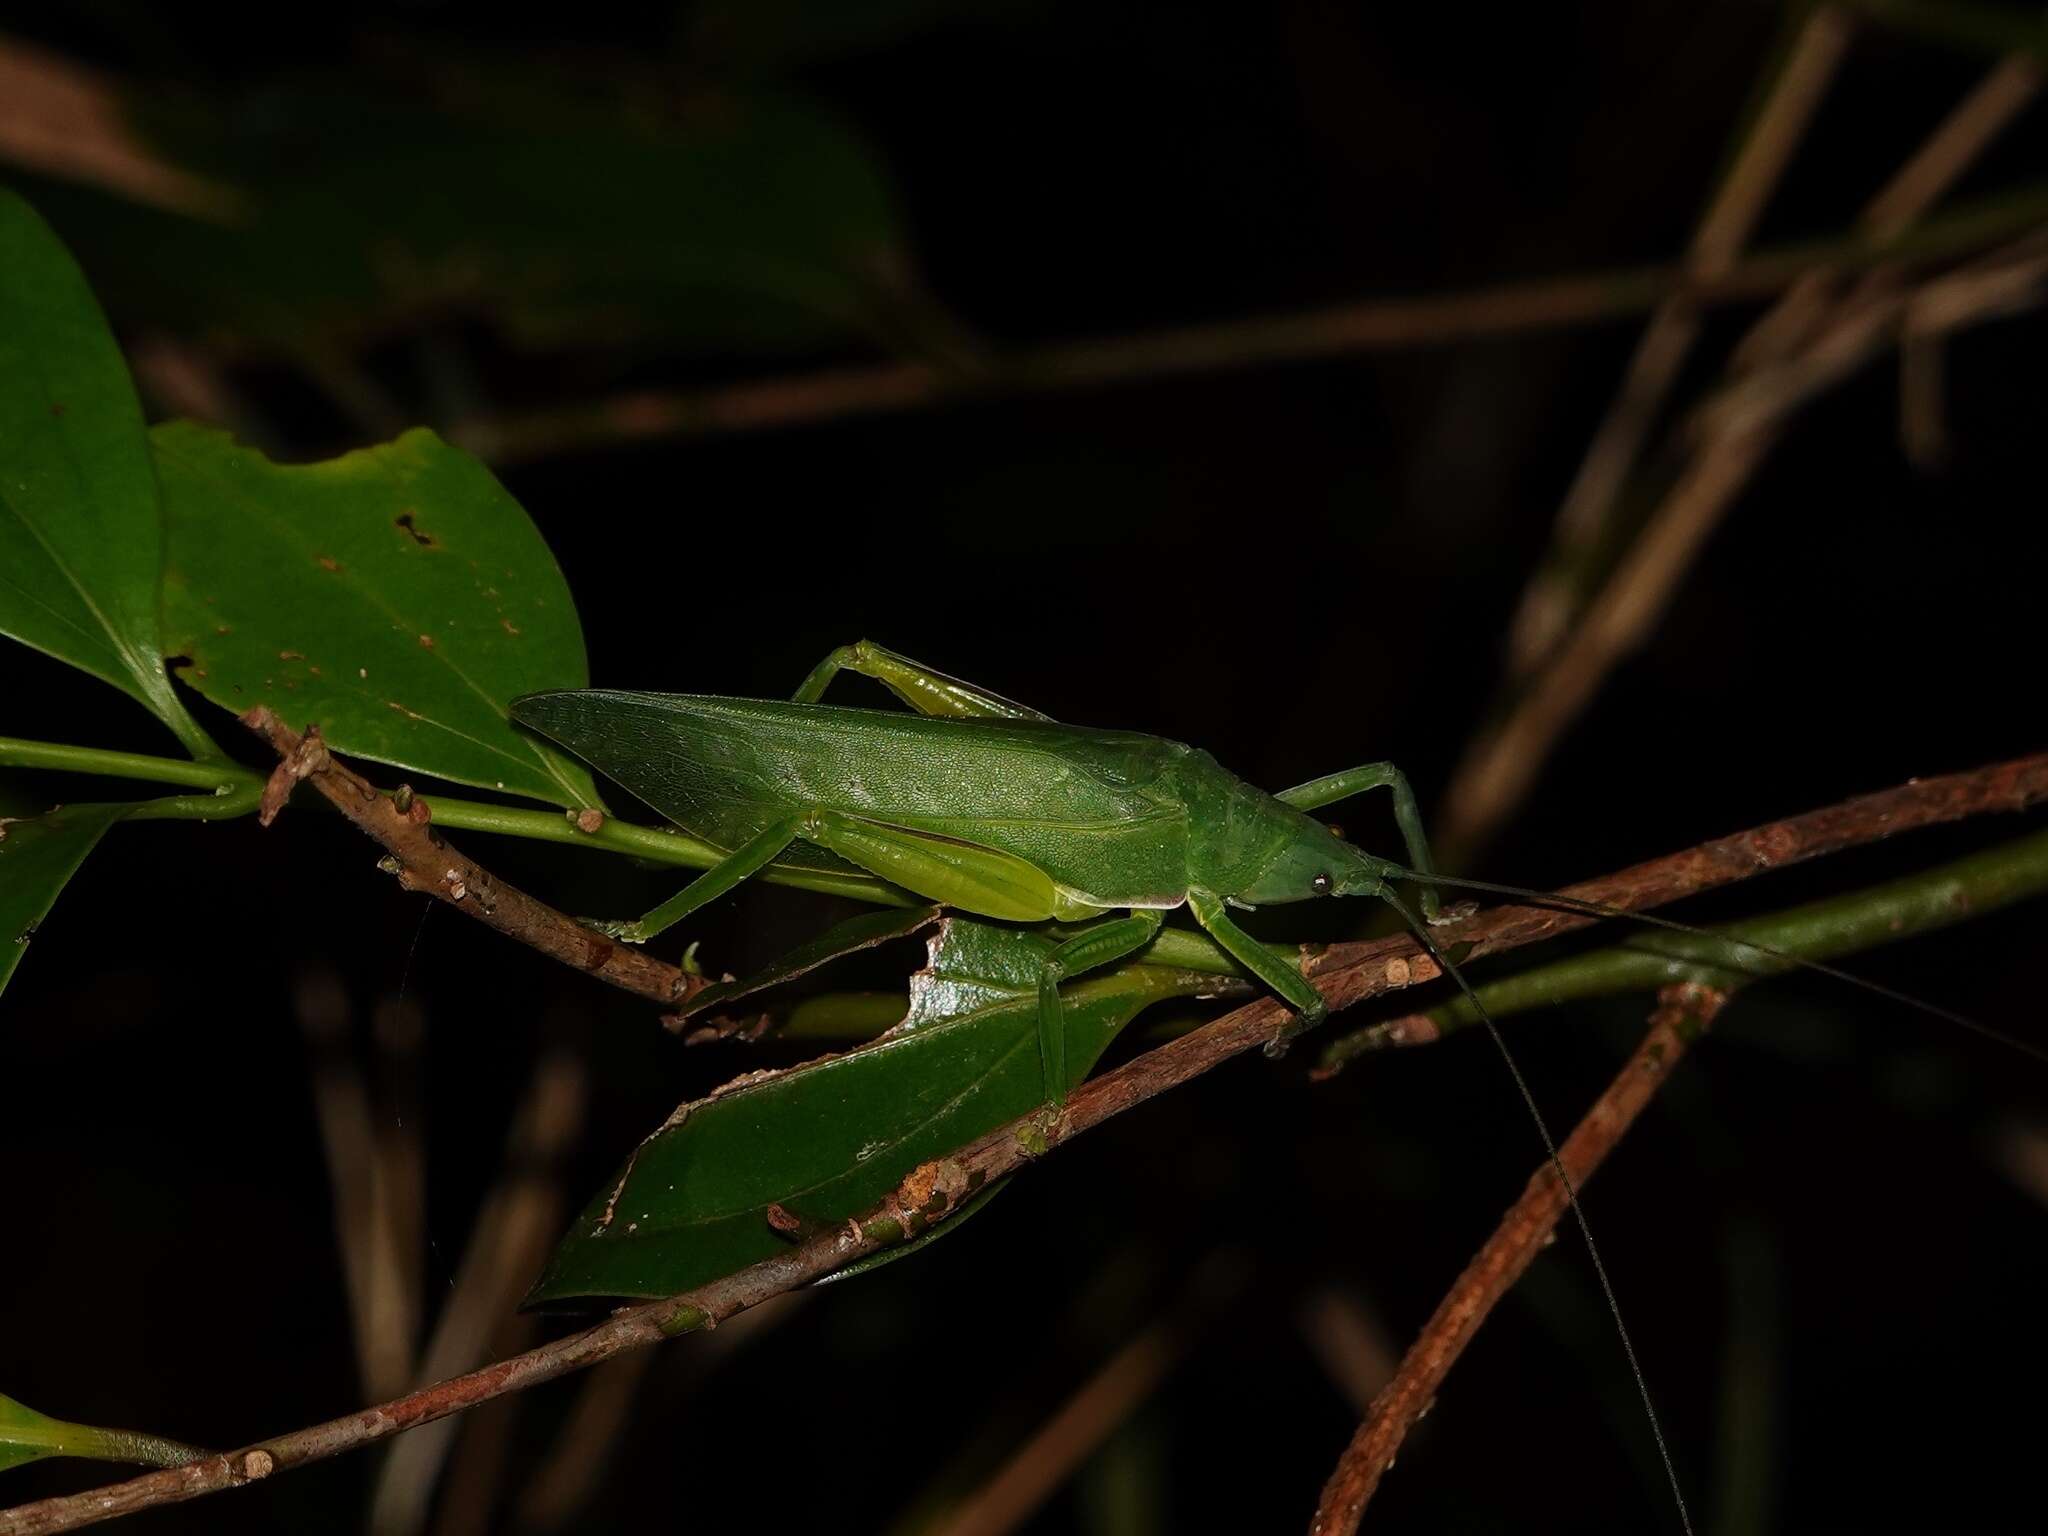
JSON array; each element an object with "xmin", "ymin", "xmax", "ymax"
[{"xmin": 511, "ymin": 639, "xmax": 2028, "ymax": 1534}]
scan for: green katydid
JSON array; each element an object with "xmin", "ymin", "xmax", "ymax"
[
  {"xmin": 513, "ymin": 639, "xmax": 1711, "ymax": 1521},
  {"xmin": 510, "ymin": 641, "xmax": 2030, "ymax": 1535},
  {"xmin": 510, "ymin": 639, "xmax": 1441, "ymax": 1108}
]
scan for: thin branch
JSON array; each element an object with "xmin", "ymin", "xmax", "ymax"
[
  {"xmin": 1307, "ymin": 982, "xmax": 1729, "ymax": 1535},
  {"xmin": 1443, "ymin": 37, "xmax": 2044, "ymax": 860},
  {"xmin": 1739, "ymin": 46, "xmax": 2042, "ymax": 369},
  {"xmin": 368, "ymin": 1052, "xmax": 586, "ymax": 1536},
  {"xmin": 924, "ymin": 1303, "xmax": 1190, "ymax": 1536},
  {"xmin": 443, "ymin": 193, "xmax": 2048, "ymax": 463},
  {"xmin": 3, "ymin": 758, "xmax": 2042, "ymax": 1534},
  {"xmin": 1436, "ymin": 235, "xmax": 2047, "ymax": 859},
  {"xmin": 0, "ymin": 39, "xmax": 240, "ymax": 218},
  {"xmin": 1297, "ymin": 1288, "xmax": 1401, "ymax": 1417},
  {"xmin": 240, "ymin": 708, "xmax": 704, "ymax": 1010},
  {"xmin": 1505, "ymin": 5, "xmax": 1853, "ymax": 675},
  {"xmin": 0, "ymin": 732, "xmax": 904, "ymax": 907},
  {"xmin": 1317, "ymin": 818, "xmax": 2048, "ymax": 1069},
  {"xmin": 294, "ymin": 973, "xmax": 417, "ymax": 1402}
]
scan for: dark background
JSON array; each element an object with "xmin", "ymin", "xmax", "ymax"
[{"xmin": 4, "ymin": 3, "xmax": 2046, "ymax": 1531}]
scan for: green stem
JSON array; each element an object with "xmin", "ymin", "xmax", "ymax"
[
  {"xmin": 4, "ymin": 1415, "xmax": 204, "ymax": 1470},
  {"xmin": 123, "ymin": 780, "xmax": 269, "ymax": 823},
  {"xmin": 0, "ymin": 736, "xmax": 256, "ymax": 793},
  {"xmin": 0, "ymin": 734, "xmax": 903, "ymax": 903},
  {"xmin": 1318, "ymin": 825, "xmax": 2048, "ymax": 1071}
]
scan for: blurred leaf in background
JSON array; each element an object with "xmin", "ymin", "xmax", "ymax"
[
  {"xmin": 155, "ymin": 421, "xmax": 600, "ymax": 805},
  {"xmin": 3, "ymin": 38, "xmax": 940, "ymax": 369}
]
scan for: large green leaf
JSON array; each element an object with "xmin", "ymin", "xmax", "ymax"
[
  {"xmin": 155, "ymin": 422, "xmax": 598, "ymax": 808},
  {"xmin": 529, "ymin": 918, "xmax": 1238, "ymax": 1304},
  {"xmin": 0, "ymin": 186, "xmax": 206, "ymax": 754},
  {"xmin": 0, "ymin": 801, "xmax": 132, "ymax": 1001}
]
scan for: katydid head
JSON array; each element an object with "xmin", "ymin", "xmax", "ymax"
[{"xmin": 1234, "ymin": 821, "xmax": 1403, "ymax": 905}]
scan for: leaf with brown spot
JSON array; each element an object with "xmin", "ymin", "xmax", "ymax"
[{"xmin": 156, "ymin": 423, "xmax": 600, "ymax": 808}]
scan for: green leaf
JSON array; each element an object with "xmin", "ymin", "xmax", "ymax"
[
  {"xmin": 0, "ymin": 186, "xmax": 208, "ymax": 755},
  {"xmin": 155, "ymin": 422, "xmax": 599, "ymax": 808},
  {"xmin": 1, "ymin": 1391, "xmax": 71, "ymax": 1474},
  {"xmin": 28, "ymin": 86, "xmax": 912, "ymax": 360},
  {"xmin": 0, "ymin": 1391, "xmax": 200, "ymax": 1473},
  {"xmin": 0, "ymin": 801, "xmax": 132, "ymax": 1001},
  {"xmin": 529, "ymin": 917, "xmax": 1239, "ymax": 1305}
]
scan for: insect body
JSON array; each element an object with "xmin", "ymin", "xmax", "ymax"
[{"xmin": 511, "ymin": 640, "xmax": 1442, "ymax": 1104}]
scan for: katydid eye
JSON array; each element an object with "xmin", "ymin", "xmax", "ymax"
[{"xmin": 1312, "ymin": 872, "xmax": 1332, "ymax": 894}]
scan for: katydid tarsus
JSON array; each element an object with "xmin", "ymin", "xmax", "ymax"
[{"xmin": 509, "ymin": 640, "xmax": 2025, "ymax": 1534}]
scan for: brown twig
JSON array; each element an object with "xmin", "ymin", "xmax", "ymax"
[
  {"xmin": 1440, "ymin": 240, "xmax": 2048, "ymax": 862},
  {"xmin": 1737, "ymin": 51, "xmax": 2042, "ymax": 370},
  {"xmin": 293, "ymin": 974, "xmax": 418, "ymax": 1402},
  {"xmin": 242, "ymin": 708, "xmax": 703, "ymax": 1009},
  {"xmin": 1298, "ymin": 1288, "xmax": 1401, "ymax": 1417},
  {"xmin": 511, "ymin": 1294, "xmax": 802, "ymax": 1532},
  {"xmin": 1504, "ymin": 5, "xmax": 1853, "ymax": 676},
  {"xmin": 4, "ymin": 757, "xmax": 2043, "ymax": 1534},
  {"xmin": 443, "ymin": 203, "xmax": 2034, "ymax": 464},
  {"xmin": 1443, "ymin": 38, "xmax": 2044, "ymax": 860},
  {"xmin": 368, "ymin": 1052, "xmax": 587, "ymax": 1536},
  {"xmin": 1436, "ymin": 240, "xmax": 2048, "ymax": 860},
  {"xmin": 925, "ymin": 1308, "xmax": 1188, "ymax": 1536},
  {"xmin": 0, "ymin": 39, "xmax": 240, "ymax": 218},
  {"xmin": 1307, "ymin": 982, "xmax": 1729, "ymax": 1535}
]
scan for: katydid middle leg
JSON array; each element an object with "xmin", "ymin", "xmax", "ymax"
[
  {"xmin": 1034, "ymin": 910, "xmax": 1163, "ymax": 1105},
  {"xmin": 1277, "ymin": 761, "xmax": 1441, "ymax": 921},
  {"xmin": 589, "ymin": 816, "xmax": 811, "ymax": 942},
  {"xmin": 605, "ymin": 805, "xmax": 1073, "ymax": 945}
]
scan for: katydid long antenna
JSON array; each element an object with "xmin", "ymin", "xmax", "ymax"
[{"xmin": 1374, "ymin": 886, "xmax": 1697, "ymax": 1536}]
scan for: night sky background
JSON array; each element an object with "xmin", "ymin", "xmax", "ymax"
[{"xmin": 4, "ymin": 3, "xmax": 2047, "ymax": 1532}]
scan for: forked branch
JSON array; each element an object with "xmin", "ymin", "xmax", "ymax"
[{"xmin": 240, "ymin": 707, "xmax": 705, "ymax": 1010}]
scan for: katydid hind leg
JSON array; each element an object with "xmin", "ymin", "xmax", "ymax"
[
  {"xmin": 1276, "ymin": 760, "xmax": 1441, "ymax": 921},
  {"xmin": 793, "ymin": 809, "xmax": 1071, "ymax": 923},
  {"xmin": 791, "ymin": 639, "xmax": 1053, "ymax": 720},
  {"xmin": 1034, "ymin": 910, "xmax": 1164, "ymax": 1106}
]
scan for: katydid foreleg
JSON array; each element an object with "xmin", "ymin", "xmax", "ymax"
[{"xmin": 1185, "ymin": 888, "xmax": 1330, "ymax": 1023}]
